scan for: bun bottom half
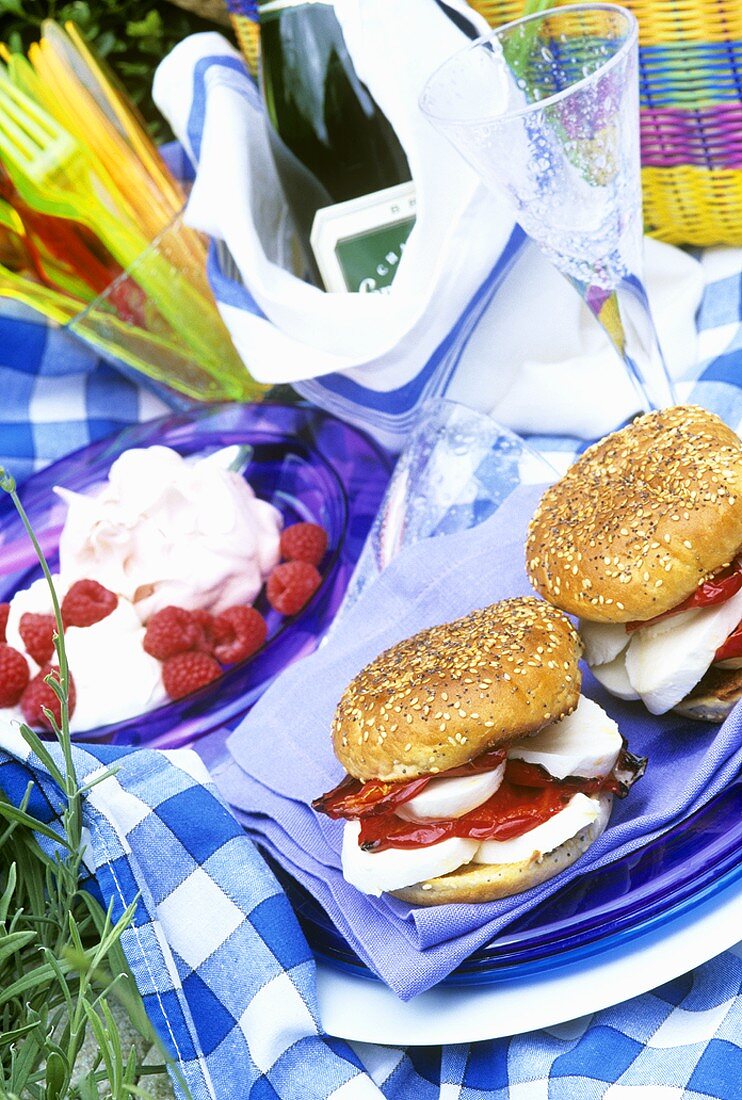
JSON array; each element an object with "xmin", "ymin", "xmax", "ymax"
[
  {"xmin": 673, "ymin": 665, "xmax": 742, "ymax": 723},
  {"xmin": 391, "ymin": 793, "xmax": 612, "ymax": 907}
]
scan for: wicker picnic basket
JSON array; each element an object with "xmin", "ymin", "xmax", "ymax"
[
  {"xmin": 473, "ymin": 1, "xmax": 742, "ymax": 246},
  {"xmin": 228, "ymin": 0, "xmax": 742, "ymax": 247}
]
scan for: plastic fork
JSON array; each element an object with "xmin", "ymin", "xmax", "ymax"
[
  {"xmin": 53, "ymin": 21, "xmax": 186, "ymax": 215},
  {"xmin": 0, "ymin": 159, "xmax": 120, "ymax": 298},
  {"xmin": 0, "ymin": 72, "xmax": 225, "ymax": 365},
  {"xmin": 8, "ymin": 26, "xmax": 201, "ymax": 276},
  {"xmin": 0, "ymin": 194, "xmax": 23, "ymax": 236},
  {"xmin": 0, "ymin": 256, "xmax": 82, "ymax": 324}
]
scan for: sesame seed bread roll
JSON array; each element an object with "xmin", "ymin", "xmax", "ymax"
[
  {"xmin": 393, "ymin": 793, "xmax": 612, "ymax": 905},
  {"xmin": 526, "ymin": 406, "xmax": 742, "ymax": 623},
  {"xmin": 332, "ymin": 597, "xmax": 582, "ymax": 782}
]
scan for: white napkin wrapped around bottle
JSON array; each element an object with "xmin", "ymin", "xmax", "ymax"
[{"xmin": 153, "ymin": 0, "xmax": 704, "ymax": 449}]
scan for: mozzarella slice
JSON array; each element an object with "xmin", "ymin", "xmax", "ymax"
[
  {"xmin": 579, "ymin": 619, "xmax": 630, "ymax": 667},
  {"xmin": 508, "ymin": 695, "xmax": 622, "ymax": 779},
  {"xmin": 474, "ymin": 793, "xmax": 601, "ymax": 865},
  {"xmin": 581, "ymin": 609, "xmax": 698, "ymax": 670},
  {"xmin": 341, "ymin": 820, "xmax": 478, "ymax": 897},
  {"xmin": 396, "ymin": 764, "xmax": 505, "ymax": 823},
  {"xmin": 630, "ymin": 607, "xmax": 700, "ymax": 642},
  {"xmin": 590, "ymin": 651, "xmax": 641, "ymax": 701},
  {"xmin": 625, "ymin": 587, "xmax": 742, "ymax": 714}
]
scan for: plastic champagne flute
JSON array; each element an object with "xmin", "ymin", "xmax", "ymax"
[{"xmin": 420, "ymin": 3, "xmax": 676, "ymax": 413}]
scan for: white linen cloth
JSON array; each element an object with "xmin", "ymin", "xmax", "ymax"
[
  {"xmin": 453, "ymin": 236, "xmax": 704, "ymax": 440},
  {"xmin": 153, "ymin": 0, "xmax": 704, "ymax": 447}
]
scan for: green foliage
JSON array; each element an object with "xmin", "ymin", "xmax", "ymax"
[
  {"xmin": 0, "ymin": 0, "xmax": 232, "ymax": 141},
  {"xmin": 0, "ymin": 467, "xmax": 177, "ymax": 1099}
]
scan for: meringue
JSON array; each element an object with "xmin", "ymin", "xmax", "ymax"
[
  {"xmin": 56, "ymin": 445, "xmax": 282, "ymax": 621},
  {"xmin": 3, "ymin": 573, "xmax": 165, "ymax": 732},
  {"xmin": 1, "ymin": 444, "xmax": 281, "ymax": 733}
]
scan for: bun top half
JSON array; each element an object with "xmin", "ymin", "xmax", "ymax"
[
  {"xmin": 332, "ymin": 596, "xmax": 582, "ymax": 782},
  {"xmin": 526, "ymin": 406, "xmax": 742, "ymax": 623}
]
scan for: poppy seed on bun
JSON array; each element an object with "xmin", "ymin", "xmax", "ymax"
[
  {"xmin": 332, "ymin": 597, "xmax": 582, "ymax": 783},
  {"xmin": 526, "ymin": 406, "xmax": 742, "ymax": 624}
]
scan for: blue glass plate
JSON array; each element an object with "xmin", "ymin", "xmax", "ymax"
[
  {"xmin": 0, "ymin": 403, "xmax": 391, "ymax": 748},
  {"xmin": 270, "ymin": 770, "xmax": 742, "ymax": 984}
]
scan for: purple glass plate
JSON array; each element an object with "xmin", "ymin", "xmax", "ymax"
[
  {"xmin": 270, "ymin": 774, "xmax": 742, "ymax": 984},
  {"xmin": 0, "ymin": 403, "xmax": 391, "ymax": 748}
]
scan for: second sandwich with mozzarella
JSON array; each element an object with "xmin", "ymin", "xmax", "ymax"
[
  {"xmin": 313, "ymin": 597, "xmax": 645, "ymax": 904},
  {"xmin": 526, "ymin": 406, "xmax": 742, "ymax": 720}
]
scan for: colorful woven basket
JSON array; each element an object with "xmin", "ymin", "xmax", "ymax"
[
  {"xmin": 227, "ymin": 0, "xmax": 742, "ymax": 246},
  {"xmin": 471, "ymin": 1, "xmax": 742, "ymax": 246},
  {"xmin": 227, "ymin": 0, "xmax": 260, "ymax": 73}
]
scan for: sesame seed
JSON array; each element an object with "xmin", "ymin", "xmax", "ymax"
[
  {"xmin": 332, "ymin": 596, "xmax": 581, "ymax": 780},
  {"xmin": 525, "ymin": 406, "xmax": 742, "ymax": 620}
]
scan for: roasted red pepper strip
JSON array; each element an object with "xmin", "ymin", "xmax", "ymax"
[
  {"xmin": 358, "ymin": 778, "xmax": 573, "ymax": 851},
  {"xmin": 715, "ymin": 621, "xmax": 742, "ymax": 663},
  {"xmin": 312, "ymin": 773, "xmax": 430, "ymax": 820},
  {"xmin": 356, "ymin": 746, "xmax": 646, "ymax": 853},
  {"xmin": 506, "ymin": 743, "xmax": 646, "ymax": 799},
  {"xmin": 312, "ymin": 747, "xmax": 507, "ymax": 820},
  {"xmin": 441, "ymin": 748, "xmax": 508, "ymax": 778},
  {"xmin": 627, "ymin": 556, "xmax": 742, "ymax": 633}
]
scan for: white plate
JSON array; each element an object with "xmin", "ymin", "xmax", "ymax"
[{"xmin": 316, "ymin": 875, "xmax": 742, "ymax": 1045}]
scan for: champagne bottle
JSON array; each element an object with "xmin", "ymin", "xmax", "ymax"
[{"xmin": 258, "ymin": 0, "xmax": 416, "ymax": 293}]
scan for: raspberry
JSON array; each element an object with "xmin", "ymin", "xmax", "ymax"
[
  {"xmin": 266, "ymin": 560, "xmax": 322, "ymax": 616},
  {"xmin": 143, "ymin": 606, "xmax": 201, "ymax": 660},
  {"xmin": 19, "ymin": 613, "xmax": 56, "ymax": 665},
  {"xmin": 162, "ymin": 651, "xmax": 222, "ymax": 700},
  {"xmin": 0, "ymin": 603, "xmax": 9, "ymax": 643},
  {"xmin": 61, "ymin": 579, "xmax": 117, "ymax": 628},
  {"xmin": 21, "ymin": 665, "xmax": 76, "ymax": 731},
  {"xmin": 213, "ymin": 606, "xmax": 267, "ymax": 664},
  {"xmin": 192, "ymin": 609, "xmax": 217, "ymax": 655},
  {"xmin": 280, "ymin": 522, "xmax": 328, "ymax": 566},
  {"xmin": 0, "ymin": 644, "xmax": 30, "ymax": 706}
]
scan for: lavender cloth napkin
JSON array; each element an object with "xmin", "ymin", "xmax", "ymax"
[{"xmin": 216, "ymin": 484, "xmax": 742, "ymax": 1000}]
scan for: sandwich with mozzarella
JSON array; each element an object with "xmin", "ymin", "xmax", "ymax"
[
  {"xmin": 526, "ymin": 405, "xmax": 742, "ymax": 721},
  {"xmin": 312, "ymin": 597, "xmax": 645, "ymax": 904}
]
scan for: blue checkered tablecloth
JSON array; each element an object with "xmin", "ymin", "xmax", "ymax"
[
  {"xmin": 0, "ymin": 301, "xmax": 170, "ymax": 483},
  {"xmin": 1, "ymin": 256, "xmax": 742, "ymax": 1097},
  {"xmin": 2, "ymin": 730, "xmax": 740, "ymax": 1100}
]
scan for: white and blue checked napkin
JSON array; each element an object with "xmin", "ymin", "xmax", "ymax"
[
  {"xmin": 0, "ymin": 711, "xmax": 740, "ymax": 1099},
  {"xmin": 0, "ymin": 722, "xmax": 372, "ymax": 1100},
  {"xmin": 0, "ymin": 302, "xmax": 168, "ymax": 483}
]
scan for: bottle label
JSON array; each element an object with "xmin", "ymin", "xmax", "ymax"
[{"xmin": 310, "ymin": 182, "xmax": 416, "ymax": 294}]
